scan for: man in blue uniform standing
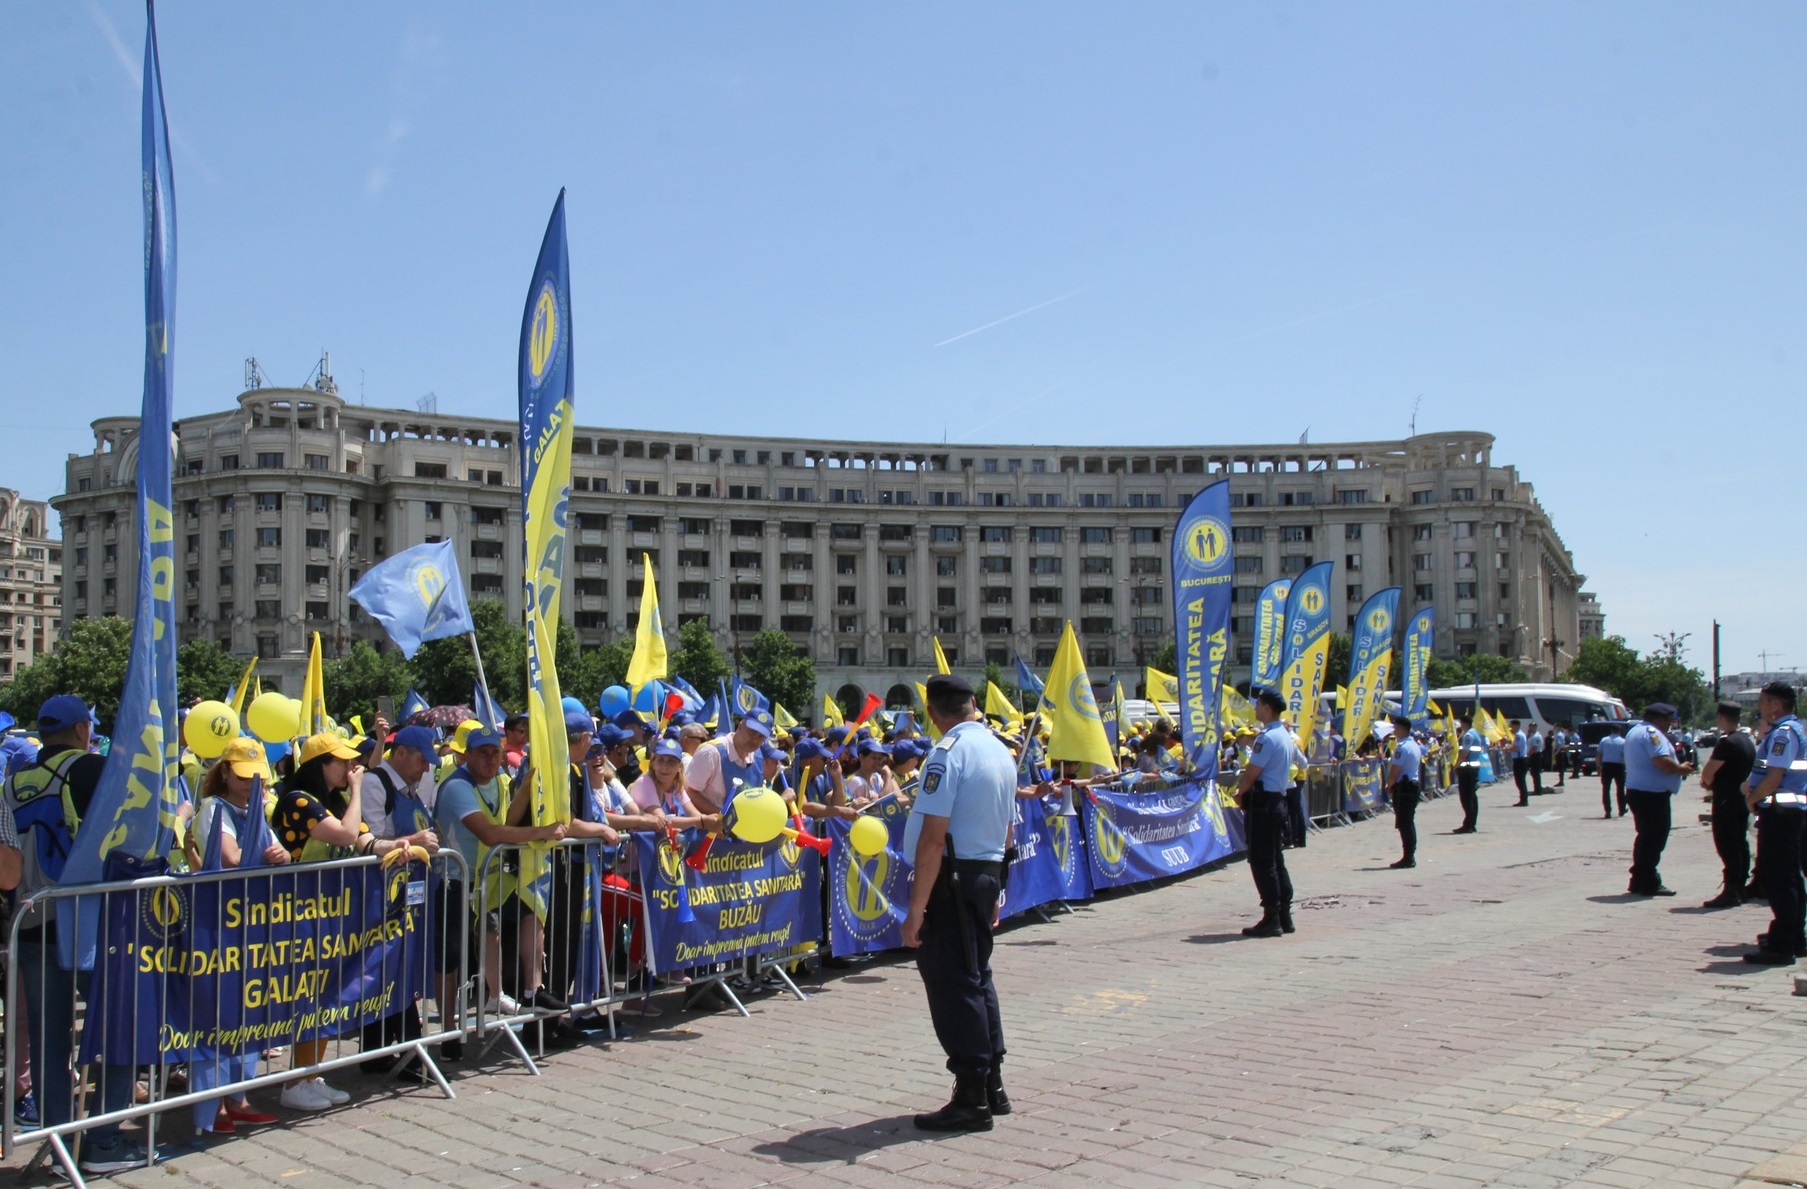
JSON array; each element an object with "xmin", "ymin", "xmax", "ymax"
[
  {"xmin": 1386, "ymin": 716, "xmax": 1425, "ymax": 869},
  {"xmin": 1743, "ymin": 683, "xmax": 1807, "ymax": 964},
  {"xmin": 1598, "ymin": 726, "xmax": 1628, "ymax": 818},
  {"xmin": 1526, "ymin": 723, "xmax": 1546, "ymax": 796},
  {"xmin": 903, "ymin": 674, "xmax": 1018, "ymax": 1132},
  {"xmin": 1234, "ymin": 691, "xmax": 1296, "ymax": 938},
  {"xmin": 1510, "ymin": 720, "xmax": 1530, "ymax": 806},
  {"xmin": 1623, "ymin": 703, "xmax": 1694, "ymax": 896},
  {"xmin": 1454, "ymin": 714, "xmax": 1484, "ymax": 833}
]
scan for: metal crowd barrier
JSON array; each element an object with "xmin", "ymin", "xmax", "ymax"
[{"xmin": 3, "ymin": 850, "xmax": 467, "ymax": 1186}]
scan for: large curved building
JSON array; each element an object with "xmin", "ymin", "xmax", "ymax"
[{"xmin": 52, "ymin": 384, "xmax": 1597, "ymax": 705}]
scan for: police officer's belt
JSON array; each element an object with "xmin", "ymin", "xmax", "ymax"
[
  {"xmin": 1243, "ymin": 791, "xmax": 1287, "ymax": 808},
  {"xmin": 949, "ymin": 858, "xmax": 1005, "ymax": 877}
]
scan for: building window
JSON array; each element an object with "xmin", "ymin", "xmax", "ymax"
[
  {"xmin": 1410, "ymin": 489, "xmax": 1434, "ymax": 505},
  {"xmin": 1031, "ymin": 557, "xmax": 1062, "ymax": 575},
  {"xmin": 1031, "ymin": 527, "xmax": 1063, "ymax": 544},
  {"xmin": 1235, "ymin": 557, "xmax": 1264, "ymax": 574},
  {"xmin": 257, "ymin": 527, "xmax": 281, "ymax": 548},
  {"xmin": 255, "ymin": 564, "xmax": 281, "ymax": 586},
  {"xmin": 1130, "ymin": 527, "xmax": 1161, "ymax": 544},
  {"xmin": 1346, "ymin": 584, "xmax": 1363, "ymax": 602},
  {"xmin": 218, "ymin": 454, "xmax": 239, "ymax": 471},
  {"xmin": 1082, "ymin": 557, "xmax": 1112, "ymax": 575},
  {"xmin": 1453, "ymin": 522, "xmax": 1475, "ymax": 539},
  {"xmin": 1337, "ymin": 489, "xmax": 1368, "ymax": 505},
  {"xmin": 936, "ymin": 556, "xmax": 957, "ymax": 576},
  {"xmin": 305, "ymin": 453, "xmax": 331, "ymax": 472},
  {"xmin": 1344, "ymin": 524, "xmax": 1363, "ymax": 541},
  {"xmin": 425, "ymin": 502, "xmax": 442, "ymax": 520},
  {"xmin": 1454, "ymin": 551, "xmax": 1476, "ymax": 569},
  {"xmin": 1279, "ymin": 526, "xmax": 1312, "ymax": 543},
  {"xmin": 305, "ymin": 564, "xmax": 329, "ymax": 584},
  {"xmin": 1280, "ymin": 556, "xmax": 1311, "ymax": 575},
  {"xmin": 931, "ymin": 526, "xmax": 963, "ymax": 543},
  {"xmin": 254, "ymin": 493, "xmax": 281, "ymax": 513},
  {"xmin": 1412, "ymin": 524, "xmax": 1433, "ymax": 541},
  {"xmin": 255, "ymin": 452, "xmax": 284, "ymax": 469},
  {"xmin": 1455, "ymin": 582, "xmax": 1477, "ymax": 599},
  {"xmin": 937, "ymin": 588, "xmax": 958, "ymax": 608},
  {"xmin": 306, "ymin": 494, "xmax": 330, "ymax": 514},
  {"xmin": 218, "ymin": 530, "xmax": 235, "ymax": 550},
  {"xmin": 1450, "ymin": 487, "xmax": 1476, "ymax": 502},
  {"xmin": 1232, "ymin": 527, "xmax": 1264, "ymax": 544},
  {"xmin": 1413, "ymin": 553, "xmax": 1433, "ymax": 572},
  {"xmin": 1082, "ymin": 527, "xmax": 1112, "ymax": 544},
  {"xmin": 1344, "ymin": 553, "xmax": 1361, "ymax": 571},
  {"xmin": 836, "ymin": 556, "xmax": 857, "ymax": 576},
  {"xmin": 1414, "ymin": 583, "xmax": 1433, "ymax": 602}
]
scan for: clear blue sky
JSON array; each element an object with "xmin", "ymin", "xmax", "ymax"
[{"xmin": 2, "ymin": 2, "xmax": 1801, "ymax": 676}]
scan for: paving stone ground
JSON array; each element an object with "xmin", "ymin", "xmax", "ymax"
[{"xmin": 14, "ymin": 774, "xmax": 1807, "ymax": 1188}]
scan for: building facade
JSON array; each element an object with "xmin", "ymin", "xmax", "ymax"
[
  {"xmin": 0, "ymin": 489, "xmax": 62, "ymax": 680},
  {"xmin": 52, "ymin": 387, "xmax": 1595, "ymax": 704}
]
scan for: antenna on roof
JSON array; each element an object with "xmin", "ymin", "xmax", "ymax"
[
  {"xmin": 417, "ymin": 391, "xmax": 438, "ymax": 414},
  {"xmin": 1409, "ymin": 395, "xmax": 1421, "ymax": 436},
  {"xmin": 244, "ymin": 357, "xmax": 265, "ymax": 389}
]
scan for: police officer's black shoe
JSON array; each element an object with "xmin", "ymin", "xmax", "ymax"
[
  {"xmin": 1702, "ymin": 891, "xmax": 1743, "ymax": 909},
  {"xmin": 914, "ymin": 1079, "xmax": 992, "ymax": 1132},
  {"xmin": 1241, "ymin": 913, "xmax": 1283, "ymax": 938},
  {"xmin": 1743, "ymin": 947, "xmax": 1797, "ymax": 966},
  {"xmin": 1389, "ymin": 858, "xmax": 1415, "ymax": 869},
  {"xmin": 1279, "ymin": 904, "xmax": 1295, "ymax": 934},
  {"xmin": 986, "ymin": 1075, "xmax": 1011, "ymax": 1116}
]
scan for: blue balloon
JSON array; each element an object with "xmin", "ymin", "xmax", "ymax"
[
  {"xmin": 561, "ymin": 695, "xmax": 590, "ymax": 720},
  {"xmin": 264, "ymin": 740, "xmax": 291, "ymax": 765},
  {"xmin": 630, "ymin": 681, "xmax": 664, "ymax": 715},
  {"xmin": 599, "ymin": 685, "xmax": 632, "ymax": 719}
]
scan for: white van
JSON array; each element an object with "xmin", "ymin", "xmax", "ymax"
[{"xmin": 1428, "ymin": 682, "xmax": 1628, "ymax": 736}]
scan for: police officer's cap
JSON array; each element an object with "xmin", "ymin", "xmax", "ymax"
[
  {"xmin": 924, "ymin": 674, "xmax": 975, "ymax": 702},
  {"xmin": 1643, "ymin": 702, "xmax": 1679, "ymax": 719}
]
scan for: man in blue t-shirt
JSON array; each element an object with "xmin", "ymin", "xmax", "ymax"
[
  {"xmin": 1623, "ymin": 703, "xmax": 1694, "ymax": 896},
  {"xmin": 1386, "ymin": 717, "xmax": 1425, "ymax": 869}
]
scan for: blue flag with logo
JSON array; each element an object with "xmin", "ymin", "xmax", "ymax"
[
  {"xmin": 1171, "ymin": 480, "xmax": 1234, "ymax": 779},
  {"xmin": 731, "ymin": 676, "xmax": 770, "ymax": 719},
  {"xmin": 1080, "ymin": 778, "xmax": 1236, "ymax": 890},
  {"xmin": 1251, "ymin": 577, "xmax": 1292, "ymax": 693},
  {"xmin": 400, "ymin": 689, "xmax": 430, "ymax": 723},
  {"xmin": 1015, "ymin": 656, "xmax": 1045, "ymax": 706},
  {"xmin": 472, "ymin": 680, "xmax": 505, "ymax": 730},
  {"xmin": 349, "ymin": 540, "xmax": 475, "ymax": 659},
  {"xmin": 59, "ymin": 5, "xmax": 184, "ymax": 969},
  {"xmin": 1402, "ymin": 606, "xmax": 1435, "ymax": 722}
]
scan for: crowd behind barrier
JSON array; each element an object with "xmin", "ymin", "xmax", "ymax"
[{"xmin": 0, "ymin": 740, "xmax": 1475, "ymax": 1181}]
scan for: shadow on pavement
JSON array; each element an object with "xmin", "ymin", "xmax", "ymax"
[
  {"xmin": 751, "ymin": 1114, "xmax": 950, "ymax": 1163},
  {"xmin": 1585, "ymin": 893, "xmax": 1648, "ymax": 904},
  {"xmin": 1184, "ymin": 932, "xmax": 1253, "ymax": 945}
]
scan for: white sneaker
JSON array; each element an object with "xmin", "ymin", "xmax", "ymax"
[
  {"xmin": 279, "ymin": 1081, "xmax": 331, "ymax": 1112},
  {"xmin": 311, "ymin": 1078, "xmax": 350, "ymax": 1105},
  {"xmin": 483, "ymin": 992, "xmax": 520, "ymax": 1015}
]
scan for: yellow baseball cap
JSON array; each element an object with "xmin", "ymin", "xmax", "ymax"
[
  {"xmin": 219, "ymin": 736, "xmax": 272, "ymax": 781},
  {"xmin": 448, "ymin": 719, "xmax": 484, "ymax": 754},
  {"xmin": 297, "ymin": 732, "xmax": 360, "ymax": 766}
]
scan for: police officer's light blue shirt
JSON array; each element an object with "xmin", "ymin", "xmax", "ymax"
[
  {"xmin": 1528, "ymin": 730, "xmax": 1544, "ymax": 756},
  {"xmin": 1598, "ymin": 732, "xmax": 1627, "ymax": 765},
  {"xmin": 1623, "ymin": 723, "xmax": 1681, "ymax": 794},
  {"xmin": 902, "ymin": 720, "xmax": 1016, "ymax": 861},
  {"xmin": 1460, "ymin": 728, "xmax": 1485, "ymax": 763},
  {"xmin": 1513, "ymin": 731, "xmax": 1528, "ymax": 759},
  {"xmin": 1249, "ymin": 722, "xmax": 1293, "ymax": 793},
  {"xmin": 1754, "ymin": 715, "xmax": 1807, "ymax": 806},
  {"xmin": 1392, "ymin": 737, "xmax": 1423, "ymax": 784}
]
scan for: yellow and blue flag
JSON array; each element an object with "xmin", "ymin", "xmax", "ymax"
[
  {"xmin": 731, "ymin": 677, "xmax": 770, "ymax": 719},
  {"xmin": 60, "ymin": 2, "xmax": 184, "ymax": 962},
  {"xmin": 625, "ymin": 551, "xmax": 668, "ymax": 692},
  {"xmin": 349, "ymin": 540, "xmax": 474, "ymax": 658},
  {"xmin": 1402, "ymin": 607, "xmax": 1436, "ymax": 722},
  {"xmin": 1144, "ymin": 667, "xmax": 1179, "ymax": 705},
  {"xmin": 984, "ymin": 681, "xmax": 1021, "ymax": 725},
  {"xmin": 821, "ymin": 692, "xmax": 844, "ymax": 729},
  {"xmin": 1252, "ymin": 577, "xmax": 1293, "ymax": 693},
  {"xmin": 932, "ymin": 637, "xmax": 952, "ymax": 675},
  {"xmin": 1277, "ymin": 561, "xmax": 1334, "ymax": 744},
  {"xmin": 1343, "ymin": 587, "xmax": 1401, "ymax": 751},
  {"xmin": 299, "ymin": 631, "xmax": 328, "ymax": 736},
  {"xmin": 1041, "ymin": 622, "xmax": 1115, "ymax": 771},
  {"xmin": 1171, "ymin": 479, "xmax": 1234, "ymax": 777},
  {"xmin": 518, "ymin": 191, "xmax": 577, "ymax": 913}
]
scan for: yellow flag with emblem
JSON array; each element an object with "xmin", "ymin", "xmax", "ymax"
[
  {"xmin": 774, "ymin": 703, "xmax": 799, "ymax": 732},
  {"xmin": 1222, "ymin": 684, "xmax": 1256, "ymax": 730},
  {"xmin": 1041, "ymin": 622, "xmax": 1115, "ymax": 769},
  {"xmin": 932, "ymin": 637, "xmax": 951, "ymax": 676},
  {"xmin": 626, "ymin": 552, "xmax": 668, "ymax": 692},
  {"xmin": 916, "ymin": 681, "xmax": 943, "ymax": 741},
  {"xmin": 1144, "ymin": 666, "xmax": 1178, "ymax": 705},
  {"xmin": 985, "ymin": 681, "xmax": 1021, "ymax": 725},
  {"xmin": 298, "ymin": 631, "xmax": 327, "ymax": 736}
]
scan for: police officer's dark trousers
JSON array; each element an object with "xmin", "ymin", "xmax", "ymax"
[
  {"xmin": 1244, "ymin": 795, "xmax": 1292, "ymax": 914},
  {"xmin": 1512, "ymin": 757, "xmax": 1529, "ymax": 803},
  {"xmin": 1761, "ymin": 809, "xmax": 1807, "ymax": 953},
  {"xmin": 1711, "ymin": 792, "xmax": 1751, "ymax": 896},
  {"xmin": 917, "ymin": 861, "xmax": 1005, "ymax": 1082},
  {"xmin": 1625, "ymin": 789, "xmax": 1672, "ymax": 893},
  {"xmin": 1285, "ymin": 782, "xmax": 1308, "ymax": 848},
  {"xmin": 1600, "ymin": 763, "xmax": 1626, "ymax": 816},
  {"xmin": 1393, "ymin": 779, "xmax": 1421, "ymax": 862},
  {"xmin": 1455, "ymin": 765, "xmax": 1479, "ymax": 830}
]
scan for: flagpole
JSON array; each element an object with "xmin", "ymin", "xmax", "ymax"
[{"xmin": 468, "ymin": 632, "xmax": 497, "ymax": 724}]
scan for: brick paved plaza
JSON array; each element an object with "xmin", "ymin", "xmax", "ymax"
[{"xmin": 20, "ymin": 776, "xmax": 1807, "ymax": 1188}]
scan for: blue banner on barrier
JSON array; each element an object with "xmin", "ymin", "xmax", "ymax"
[
  {"xmin": 80, "ymin": 862, "xmax": 429, "ymax": 1064},
  {"xmin": 1342, "ymin": 759, "xmax": 1386, "ymax": 814},
  {"xmin": 1080, "ymin": 780, "xmax": 1237, "ymax": 890},
  {"xmin": 1000, "ymin": 796, "xmax": 1070, "ymax": 919},
  {"xmin": 826, "ymin": 815, "xmax": 909, "ymax": 956},
  {"xmin": 635, "ymin": 833, "xmax": 820, "ymax": 973}
]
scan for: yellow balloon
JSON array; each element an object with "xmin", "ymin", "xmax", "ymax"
[
  {"xmin": 246, "ymin": 691, "xmax": 300, "ymax": 743},
  {"xmin": 184, "ymin": 700, "xmax": 240, "ymax": 759},
  {"xmin": 727, "ymin": 786, "xmax": 788, "ymax": 845},
  {"xmin": 849, "ymin": 814, "xmax": 889, "ymax": 858}
]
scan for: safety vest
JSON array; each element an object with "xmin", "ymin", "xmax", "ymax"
[
  {"xmin": 445, "ymin": 764, "xmax": 518, "ymax": 907},
  {"xmin": 711, "ymin": 739, "xmax": 763, "ymax": 809},
  {"xmin": 6, "ymin": 748, "xmax": 89, "ymax": 883}
]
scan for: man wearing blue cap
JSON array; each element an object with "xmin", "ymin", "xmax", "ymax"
[
  {"xmin": 4, "ymin": 695, "xmax": 152, "ymax": 1172},
  {"xmin": 1623, "ymin": 703, "xmax": 1693, "ymax": 896},
  {"xmin": 358, "ymin": 723, "xmax": 442, "ymax": 1073},
  {"xmin": 687, "ymin": 708, "xmax": 774, "ymax": 815}
]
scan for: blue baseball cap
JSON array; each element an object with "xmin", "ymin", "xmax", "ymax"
[
  {"xmin": 392, "ymin": 725, "xmax": 438, "ymax": 755},
  {"xmin": 794, "ymin": 738, "xmax": 828, "ymax": 761},
  {"xmin": 565, "ymin": 710, "xmax": 596, "ymax": 737},
  {"xmin": 651, "ymin": 737, "xmax": 684, "ymax": 760},
  {"xmin": 858, "ymin": 738, "xmax": 893, "ymax": 758},
  {"xmin": 611, "ymin": 709, "xmax": 649, "ymax": 733},
  {"xmin": 38, "ymin": 695, "xmax": 91, "ymax": 734},
  {"xmin": 740, "ymin": 709, "xmax": 774, "ymax": 739},
  {"xmin": 594, "ymin": 723, "xmax": 632, "ymax": 749},
  {"xmin": 758, "ymin": 742, "xmax": 787, "ymax": 763},
  {"xmin": 463, "ymin": 725, "xmax": 503, "ymax": 751}
]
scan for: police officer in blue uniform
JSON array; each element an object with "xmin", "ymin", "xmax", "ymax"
[
  {"xmin": 1744, "ymin": 682, "xmax": 1807, "ymax": 964},
  {"xmin": 1623, "ymin": 703, "xmax": 1693, "ymax": 896},
  {"xmin": 1386, "ymin": 716, "xmax": 1425, "ymax": 869},
  {"xmin": 1234, "ymin": 691, "xmax": 1295, "ymax": 938},
  {"xmin": 1454, "ymin": 714, "xmax": 1484, "ymax": 833},
  {"xmin": 903, "ymin": 674, "xmax": 1018, "ymax": 1132},
  {"xmin": 1510, "ymin": 720, "xmax": 1530, "ymax": 806},
  {"xmin": 1597, "ymin": 725, "xmax": 1628, "ymax": 817}
]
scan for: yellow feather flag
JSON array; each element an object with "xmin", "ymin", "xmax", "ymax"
[
  {"xmin": 1144, "ymin": 666, "xmax": 1179, "ymax": 705},
  {"xmin": 229, "ymin": 655, "xmax": 258, "ymax": 717},
  {"xmin": 625, "ymin": 552, "xmax": 668, "ymax": 692},
  {"xmin": 932, "ymin": 637, "xmax": 952, "ymax": 676},
  {"xmin": 1222, "ymin": 684, "xmax": 1256, "ymax": 729},
  {"xmin": 1334, "ymin": 684, "xmax": 1348, "ymax": 711},
  {"xmin": 916, "ymin": 682, "xmax": 943, "ymax": 741},
  {"xmin": 985, "ymin": 681, "xmax": 1021, "ymax": 724},
  {"xmin": 774, "ymin": 703, "xmax": 799, "ymax": 732},
  {"xmin": 821, "ymin": 692, "xmax": 844, "ymax": 728},
  {"xmin": 299, "ymin": 631, "xmax": 327, "ymax": 736},
  {"xmin": 1041, "ymin": 622, "xmax": 1115, "ymax": 769}
]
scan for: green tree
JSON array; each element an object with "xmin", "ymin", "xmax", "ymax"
[
  {"xmin": 738, "ymin": 629, "xmax": 815, "ymax": 713},
  {"xmin": 982, "ymin": 660, "xmax": 1017, "ymax": 711},
  {"xmin": 323, "ymin": 641, "xmax": 415, "ymax": 724},
  {"xmin": 570, "ymin": 637, "xmax": 635, "ymax": 707},
  {"xmin": 177, "ymin": 638, "xmax": 246, "ymax": 707},
  {"xmin": 1425, "ymin": 651, "xmax": 1530, "ymax": 690},
  {"xmin": 0, "ymin": 616, "xmax": 136, "ymax": 727},
  {"xmin": 1148, "ymin": 641, "xmax": 1177, "ymax": 674},
  {"xmin": 1566, "ymin": 635, "xmax": 1709, "ymax": 723},
  {"xmin": 1325, "ymin": 632, "xmax": 1352, "ymax": 689},
  {"xmin": 412, "ymin": 599, "xmax": 524, "ymax": 709},
  {"xmin": 669, "ymin": 618, "xmax": 732, "ymax": 695}
]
